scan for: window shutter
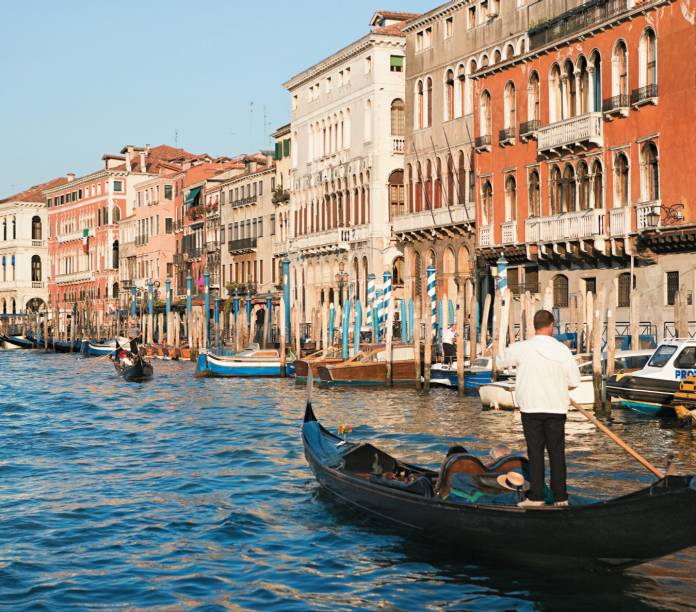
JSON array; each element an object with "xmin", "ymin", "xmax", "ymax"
[
  {"xmin": 390, "ymin": 55, "xmax": 404, "ymax": 68},
  {"xmin": 275, "ymin": 142, "xmax": 282, "ymax": 160}
]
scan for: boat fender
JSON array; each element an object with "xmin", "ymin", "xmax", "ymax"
[{"xmin": 690, "ymin": 477, "xmax": 696, "ymax": 492}]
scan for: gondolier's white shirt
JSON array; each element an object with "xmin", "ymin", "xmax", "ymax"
[{"xmin": 498, "ymin": 335, "xmax": 581, "ymax": 414}]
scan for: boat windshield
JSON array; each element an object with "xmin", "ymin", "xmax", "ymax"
[
  {"xmin": 674, "ymin": 347, "xmax": 696, "ymax": 369},
  {"xmin": 648, "ymin": 345, "xmax": 678, "ymax": 368}
]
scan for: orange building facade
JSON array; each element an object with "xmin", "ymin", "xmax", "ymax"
[{"xmin": 474, "ymin": 0, "xmax": 696, "ymax": 331}]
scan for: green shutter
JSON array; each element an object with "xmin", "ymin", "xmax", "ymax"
[
  {"xmin": 275, "ymin": 142, "xmax": 282, "ymax": 160},
  {"xmin": 390, "ymin": 55, "xmax": 404, "ymax": 68},
  {"xmin": 283, "ymin": 139, "xmax": 290, "ymax": 157}
]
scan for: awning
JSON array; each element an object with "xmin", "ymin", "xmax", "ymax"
[
  {"xmin": 185, "ymin": 186, "xmax": 201, "ymax": 207},
  {"xmin": 390, "ymin": 55, "xmax": 404, "ymax": 69}
]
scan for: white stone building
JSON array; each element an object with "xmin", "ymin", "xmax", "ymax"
[
  {"xmin": 0, "ymin": 177, "xmax": 69, "ymax": 314},
  {"xmin": 283, "ymin": 10, "xmax": 416, "ymax": 320}
]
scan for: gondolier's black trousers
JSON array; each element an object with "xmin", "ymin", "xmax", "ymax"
[
  {"xmin": 443, "ymin": 343, "xmax": 456, "ymax": 364},
  {"xmin": 521, "ymin": 412, "xmax": 567, "ymax": 503}
]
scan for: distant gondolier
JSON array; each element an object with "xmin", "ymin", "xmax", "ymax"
[
  {"xmin": 498, "ymin": 310, "xmax": 580, "ymax": 508},
  {"xmin": 442, "ymin": 324, "xmax": 456, "ymax": 365}
]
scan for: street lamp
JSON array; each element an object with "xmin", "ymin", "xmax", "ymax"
[
  {"xmin": 645, "ymin": 203, "xmax": 685, "ymax": 229},
  {"xmin": 335, "ymin": 261, "xmax": 349, "ymax": 307}
]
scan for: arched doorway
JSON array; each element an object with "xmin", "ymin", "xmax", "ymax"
[
  {"xmin": 26, "ymin": 297, "xmax": 45, "ymax": 313},
  {"xmin": 443, "ymin": 247, "xmax": 456, "ymax": 302}
]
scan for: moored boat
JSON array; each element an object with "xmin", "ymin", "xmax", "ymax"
[
  {"xmin": 84, "ymin": 337, "xmax": 127, "ymax": 357},
  {"xmin": 318, "ymin": 345, "xmax": 417, "ymax": 386},
  {"xmin": 294, "ymin": 348, "xmax": 344, "ymax": 383},
  {"xmin": 430, "ymin": 356, "xmax": 513, "ymax": 390},
  {"xmin": 0, "ymin": 334, "xmax": 36, "ymax": 349},
  {"xmin": 607, "ymin": 341, "xmax": 696, "ymax": 416},
  {"xmin": 196, "ymin": 344, "xmax": 295, "ymax": 378},
  {"xmin": 53, "ymin": 339, "xmax": 83, "ymax": 353},
  {"xmin": 302, "ymin": 401, "xmax": 696, "ymax": 566}
]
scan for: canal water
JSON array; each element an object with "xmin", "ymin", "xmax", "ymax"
[{"xmin": 1, "ymin": 350, "xmax": 695, "ymax": 610}]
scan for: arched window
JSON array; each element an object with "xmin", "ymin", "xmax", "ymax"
[
  {"xmin": 434, "ymin": 159, "xmax": 443, "ymax": 209},
  {"xmin": 528, "ymin": 170, "xmax": 541, "ymax": 217},
  {"xmin": 11, "ymin": 217, "xmax": 16, "ymax": 240},
  {"xmin": 639, "ymin": 29, "xmax": 657, "ymax": 89},
  {"xmin": 553, "ymin": 274, "xmax": 569, "ymax": 308},
  {"xmin": 113, "ymin": 206, "xmax": 121, "ymax": 224},
  {"xmin": 468, "ymin": 151, "xmax": 476, "ymax": 204},
  {"xmin": 113, "ymin": 282, "xmax": 119, "ymax": 300},
  {"xmin": 425, "ymin": 160, "xmax": 433, "ymax": 210},
  {"xmin": 528, "ymin": 71, "xmax": 540, "ymax": 123},
  {"xmin": 445, "ymin": 69, "xmax": 455, "ymax": 121},
  {"xmin": 549, "ymin": 64, "xmax": 563, "ymax": 123},
  {"xmin": 364, "ymin": 99, "xmax": 372, "ymax": 141},
  {"xmin": 426, "ymin": 77, "xmax": 433, "ymax": 127},
  {"xmin": 493, "ymin": 49, "xmax": 501, "ymax": 64},
  {"xmin": 577, "ymin": 56, "xmax": 590, "ymax": 114},
  {"xmin": 388, "ymin": 170, "xmax": 404, "ymax": 219},
  {"xmin": 480, "ymin": 91, "xmax": 492, "ymax": 136},
  {"xmin": 392, "ymin": 257, "xmax": 404, "ymax": 286},
  {"xmin": 480, "ymin": 54, "xmax": 489, "ymax": 68},
  {"xmin": 112, "ymin": 240, "xmax": 119, "ymax": 269},
  {"xmin": 591, "ymin": 159, "xmax": 604, "ymax": 209},
  {"xmin": 415, "ymin": 162, "xmax": 423, "ymax": 211},
  {"xmin": 618, "ymin": 272, "xmax": 633, "ymax": 308},
  {"xmin": 465, "ymin": 60, "xmax": 477, "ymax": 115},
  {"xmin": 391, "ymin": 99, "xmax": 405, "ymax": 136},
  {"xmin": 614, "ymin": 153, "xmax": 629, "ymax": 207},
  {"xmin": 1, "ymin": 219, "xmax": 5, "ymax": 241},
  {"xmin": 407, "ymin": 164, "xmax": 414, "ymax": 213},
  {"xmin": 550, "ymin": 165, "xmax": 562, "ymax": 215},
  {"xmin": 504, "ymin": 175, "xmax": 517, "ymax": 221},
  {"xmin": 504, "ymin": 44, "xmax": 514, "ymax": 60},
  {"xmin": 577, "ymin": 161, "xmax": 590, "ymax": 210},
  {"xmin": 481, "ymin": 180, "xmax": 493, "ymax": 225},
  {"xmin": 457, "ymin": 151, "xmax": 466, "ymax": 205},
  {"xmin": 416, "ymin": 80, "xmax": 424, "ymax": 129},
  {"xmin": 562, "ymin": 164, "xmax": 576, "ymax": 212},
  {"xmin": 591, "ymin": 51, "xmax": 602, "ymax": 112},
  {"xmin": 641, "ymin": 141, "xmax": 659, "ymax": 202},
  {"xmin": 32, "ymin": 216, "xmax": 42, "ymax": 240},
  {"xmin": 446, "ymin": 155, "xmax": 454, "ymax": 206},
  {"xmin": 563, "ymin": 60, "xmax": 576, "ymax": 119},
  {"xmin": 457, "ymin": 64, "xmax": 466, "ymax": 117},
  {"xmin": 31, "ymin": 255, "xmax": 41, "ymax": 282},
  {"xmin": 503, "ymin": 81, "xmax": 516, "ymax": 130},
  {"xmin": 613, "ymin": 41, "xmax": 629, "ymax": 98}
]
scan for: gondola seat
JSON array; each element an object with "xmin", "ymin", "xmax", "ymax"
[{"xmin": 435, "ymin": 453, "xmax": 529, "ymax": 498}]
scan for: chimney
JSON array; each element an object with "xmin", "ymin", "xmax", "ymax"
[
  {"xmin": 67, "ymin": 173, "xmax": 76, "ymax": 182},
  {"xmin": 125, "ymin": 149, "xmax": 132, "ymax": 172},
  {"xmin": 139, "ymin": 150, "xmax": 146, "ymax": 173}
]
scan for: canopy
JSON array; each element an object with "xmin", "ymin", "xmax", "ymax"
[{"xmin": 184, "ymin": 186, "xmax": 201, "ymax": 207}]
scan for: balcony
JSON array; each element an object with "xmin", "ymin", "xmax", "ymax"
[
  {"xmin": 32, "ymin": 240, "xmax": 44, "ymax": 247},
  {"xmin": 631, "ymin": 84, "xmax": 658, "ymax": 107},
  {"xmin": 57, "ymin": 230, "xmax": 83, "ymax": 243},
  {"xmin": 609, "ymin": 206, "xmax": 631, "ymax": 237},
  {"xmin": 184, "ymin": 248, "xmax": 203, "ymax": 261},
  {"xmin": 474, "ymin": 135, "xmax": 492, "ymax": 152},
  {"xmin": 272, "ymin": 240, "xmax": 289, "ymax": 257},
  {"xmin": 206, "ymin": 240, "xmax": 219, "ymax": 253},
  {"xmin": 232, "ymin": 195, "xmax": 258, "ymax": 208},
  {"xmin": 55, "ymin": 270, "xmax": 95, "ymax": 285},
  {"xmin": 32, "ymin": 281, "xmax": 44, "ymax": 289},
  {"xmin": 519, "ymin": 120, "xmax": 540, "ymax": 142},
  {"xmin": 529, "ymin": 0, "xmax": 628, "ymax": 51},
  {"xmin": 228, "ymin": 237, "xmax": 257, "ymax": 254},
  {"xmin": 501, "ymin": 221, "xmax": 518, "ymax": 245},
  {"xmin": 537, "ymin": 112, "xmax": 603, "ymax": 155},
  {"xmin": 525, "ymin": 209, "xmax": 606, "ymax": 243},
  {"xmin": 292, "ymin": 229, "xmax": 347, "ymax": 255},
  {"xmin": 392, "ymin": 137, "xmax": 405, "ymax": 154},
  {"xmin": 602, "ymin": 95, "xmax": 629, "ymax": 118},
  {"xmin": 478, "ymin": 224, "xmax": 494, "ymax": 248},
  {"xmin": 391, "ymin": 204, "xmax": 475, "ymax": 236},
  {"xmin": 637, "ymin": 200, "xmax": 662, "ymax": 231},
  {"xmin": 498, "ymin": 127, "xmax": 516, "ymax": 146}
]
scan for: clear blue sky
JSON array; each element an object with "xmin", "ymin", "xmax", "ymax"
[{"xmin": 0, "ymin": 0, "xmax": 431, "ymax": 197}]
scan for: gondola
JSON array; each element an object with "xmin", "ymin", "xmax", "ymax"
[
  {"xmin": 302, "ymin": 401, "xmax": 696, "ymax": 567},
  {"xmin": 0, "ymin": 334, "xmax": 36, "ymax": 349},
  {"xmin": 113, "ymin": 340, "xmax": 154, "ymax": 382}
]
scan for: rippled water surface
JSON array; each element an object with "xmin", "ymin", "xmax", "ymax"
[{"xmin": 1, "ymin": 350, "xmax": 696, "ymax": 610}]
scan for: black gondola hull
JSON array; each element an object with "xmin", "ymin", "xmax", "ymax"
[
  {"xmin": 303, "ymin": 405, "xmax": 696, "ymax": 565},
  {"xmin": 1, "ymin": 335, "xmax": 36, "ymax": 349},
  {"xmin": 115, "ymin": 360, "xmax": 154, "ymax": 382}
]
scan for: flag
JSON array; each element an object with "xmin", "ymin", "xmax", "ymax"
[{"xmin": 82, "ymin": 228, "xmax": 89, "ymax": 253}]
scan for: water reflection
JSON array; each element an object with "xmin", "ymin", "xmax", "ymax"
[{"xmin": 0, "ymin": 350, "xmax": 694, "ymax": 610}]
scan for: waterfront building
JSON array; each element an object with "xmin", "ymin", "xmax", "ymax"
[
  {"xmin": 400, "ymin": 0, "xmax": 580, "ymax": 311},
  {"xmin": 0, "ymin": 177, "xmax": 69, "ymax": 314},
  {"xmin": 283, "ymin": 10, "xmax": 415, "ymax": 322},
  {"xmin": 45, "ymin": 145, "xmax": 193, "ymax": 314},
  {"xmin": 175, "ymin": 158, "xmax": 245, "ymax": 298},
  {"xmin": 473, "ymin": 0, "xmax": 696, "ymax": 333},
  {"xmin": 219, "ymin": 155, "xmax": 276, "ymax": 296},
  {"xmin": 271, "ymin": 124, "xmax": 292, "ymax": 286}
]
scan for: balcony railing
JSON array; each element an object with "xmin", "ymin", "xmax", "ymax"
[
  {"xmin": 537, "ymin": 112, "xmax": 603, "ymax": 154},
  {"xmin": 392, "ymin": 137, "xmax": 405, "ymax": 154},
  {"xmin": 228, "ymin": 237, "xmax": 258, "ymax": 254},
  {"xmin": 391, "ymin": 204, "xmax": 475, "ymax": 235},
  {"xmin": 292, "ymin": 229, "xmax": 346, "ymax": 254},
  {"xmin": 231, "ymin": 195, "xmax": 258, "ymax": 208},
  {"xmin": 525, "ymin": 208, "xmax": 606, "ymax": 243},
  {"xmin": 32, "ymin": 281, "xmax": 44, "ymax": 289},
  {"xmin": 57, "ymin": 230, "xmax": 83, "ymax": 243},
  {"xmin": 631, "ymin": 84, "xmax": 658, "ymax": 106},
  {"xmin": 529, "ymin": 0, "xmax": 628, "ymax": 50},
  {"xmin": 609, "ymin": 206, "xmax": 631, "ymax": 237},
  {"xmin": 519, "ymin": 120, "xmax": 541, "ymax": 139},
  {"xmin": 478, "ymin": 224, "xmax": 494, "ymax": 248},
  {"xmin": 602, "ymin": 94, "xmax": 629, "ymax": 114},
  {"xmin": 32, "ymin": 240, "xmax": 44, "ymax": 247},
  {"xmin": 501, "ymin": 221, "xmax": 518, "ymax": 245},
  {"xmin": 474, "ymin": 135, "xmax": 492, "ymax": 151},
  {"xmin": 206, "ymin": 240, "xmax": 219, "ymax": 252},
  {"xmin": 637, "ymin": 200, "xmax": 662, "ymax": 230},
  {"xmin": 184, "ymin": 248, "xmax": 202, "ymax": 260},
  {"xmin": 55, "ymin": 270, "xmax": 95, "ymax": 285},
  {"xmin": 498, "ymin": 127, "xmax": 516, "ymax": 145}
]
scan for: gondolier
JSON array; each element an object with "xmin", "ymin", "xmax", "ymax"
[
  {"xmin": 442, "ymin": 324, "xmax": 456, "ymax": 365},
  {"xmin": 499, "ymin": 310, "xmax": 581, "ymax": 508}
]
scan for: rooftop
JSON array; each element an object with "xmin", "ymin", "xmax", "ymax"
[{"xmin": 0, "ymin": 176, "xmax": 72, "ymax": 204}]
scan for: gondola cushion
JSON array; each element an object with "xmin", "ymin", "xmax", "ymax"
[{"xmin": 303, "ymin": 422, "xmax": 345, "ymax": 468}]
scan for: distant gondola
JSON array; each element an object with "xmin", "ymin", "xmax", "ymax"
[
  {"xmin": 302, "ymin": 401, "xmax": 696, "ymax": 567},
  {"xmin": 0, "ymin": 335, "xmax": 36, "ymax": 349}
]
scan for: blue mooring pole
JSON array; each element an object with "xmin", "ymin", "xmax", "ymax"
[
  {"xmin": 282, "ymin": 258, "xmax": 290, "ymax": 343},
  {"xmin": 204, "ymin": 270, "xmax": 210, "ymax": 349}
]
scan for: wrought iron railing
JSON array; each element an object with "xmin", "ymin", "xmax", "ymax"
[
  {"xmin": 602, "ymin": 94, "xmax": 629, "ymax": 112},
  {"xmin": 228, "ymin": 237, "xmax": 258, "ymax": 253},
  {"xmin": 474, "ymin": 135, "xmax": 492, "ymax": 149},
  {"xmin": 631, "ymin": 84, "xmax": 658, "ymax": 105},
  {"xmin": 499, "ymin": 127, "xmax": 516, "ymax": 143},
  {"xmin": 519, "ymin": 120, "xmax": 541, "ymax": 136}
]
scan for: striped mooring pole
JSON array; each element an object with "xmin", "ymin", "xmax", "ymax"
[
  {"xmin": 382, "ymin": 270, "xmax": 392, "ymax": 338},
  {"xmin": 427, "ymin": 264, "xmax": 437, "ymax": 331},
  {"xmin": 204, "ymin": 270, "xmax": 210, "ymax": 348},
  {"xmin": 366, "ymin": 273, "xmax": 376, "ymax": 332}
]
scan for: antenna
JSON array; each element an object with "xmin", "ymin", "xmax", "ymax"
[
  {"xmin": 174, "ymin": 129, "xmax": 179, "ymax": 148},
  {"xmin": 249, "ymin": 102, "xmax": 255, "ymax": 140},
  {"xmin": 263, "ymin": 105, "xmax": 272, "ymax": 148}
]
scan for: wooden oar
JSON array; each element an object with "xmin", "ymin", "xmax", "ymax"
[{"xmin": 570, "ymin": 398, "xmax": 665, "ymax": 478}]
